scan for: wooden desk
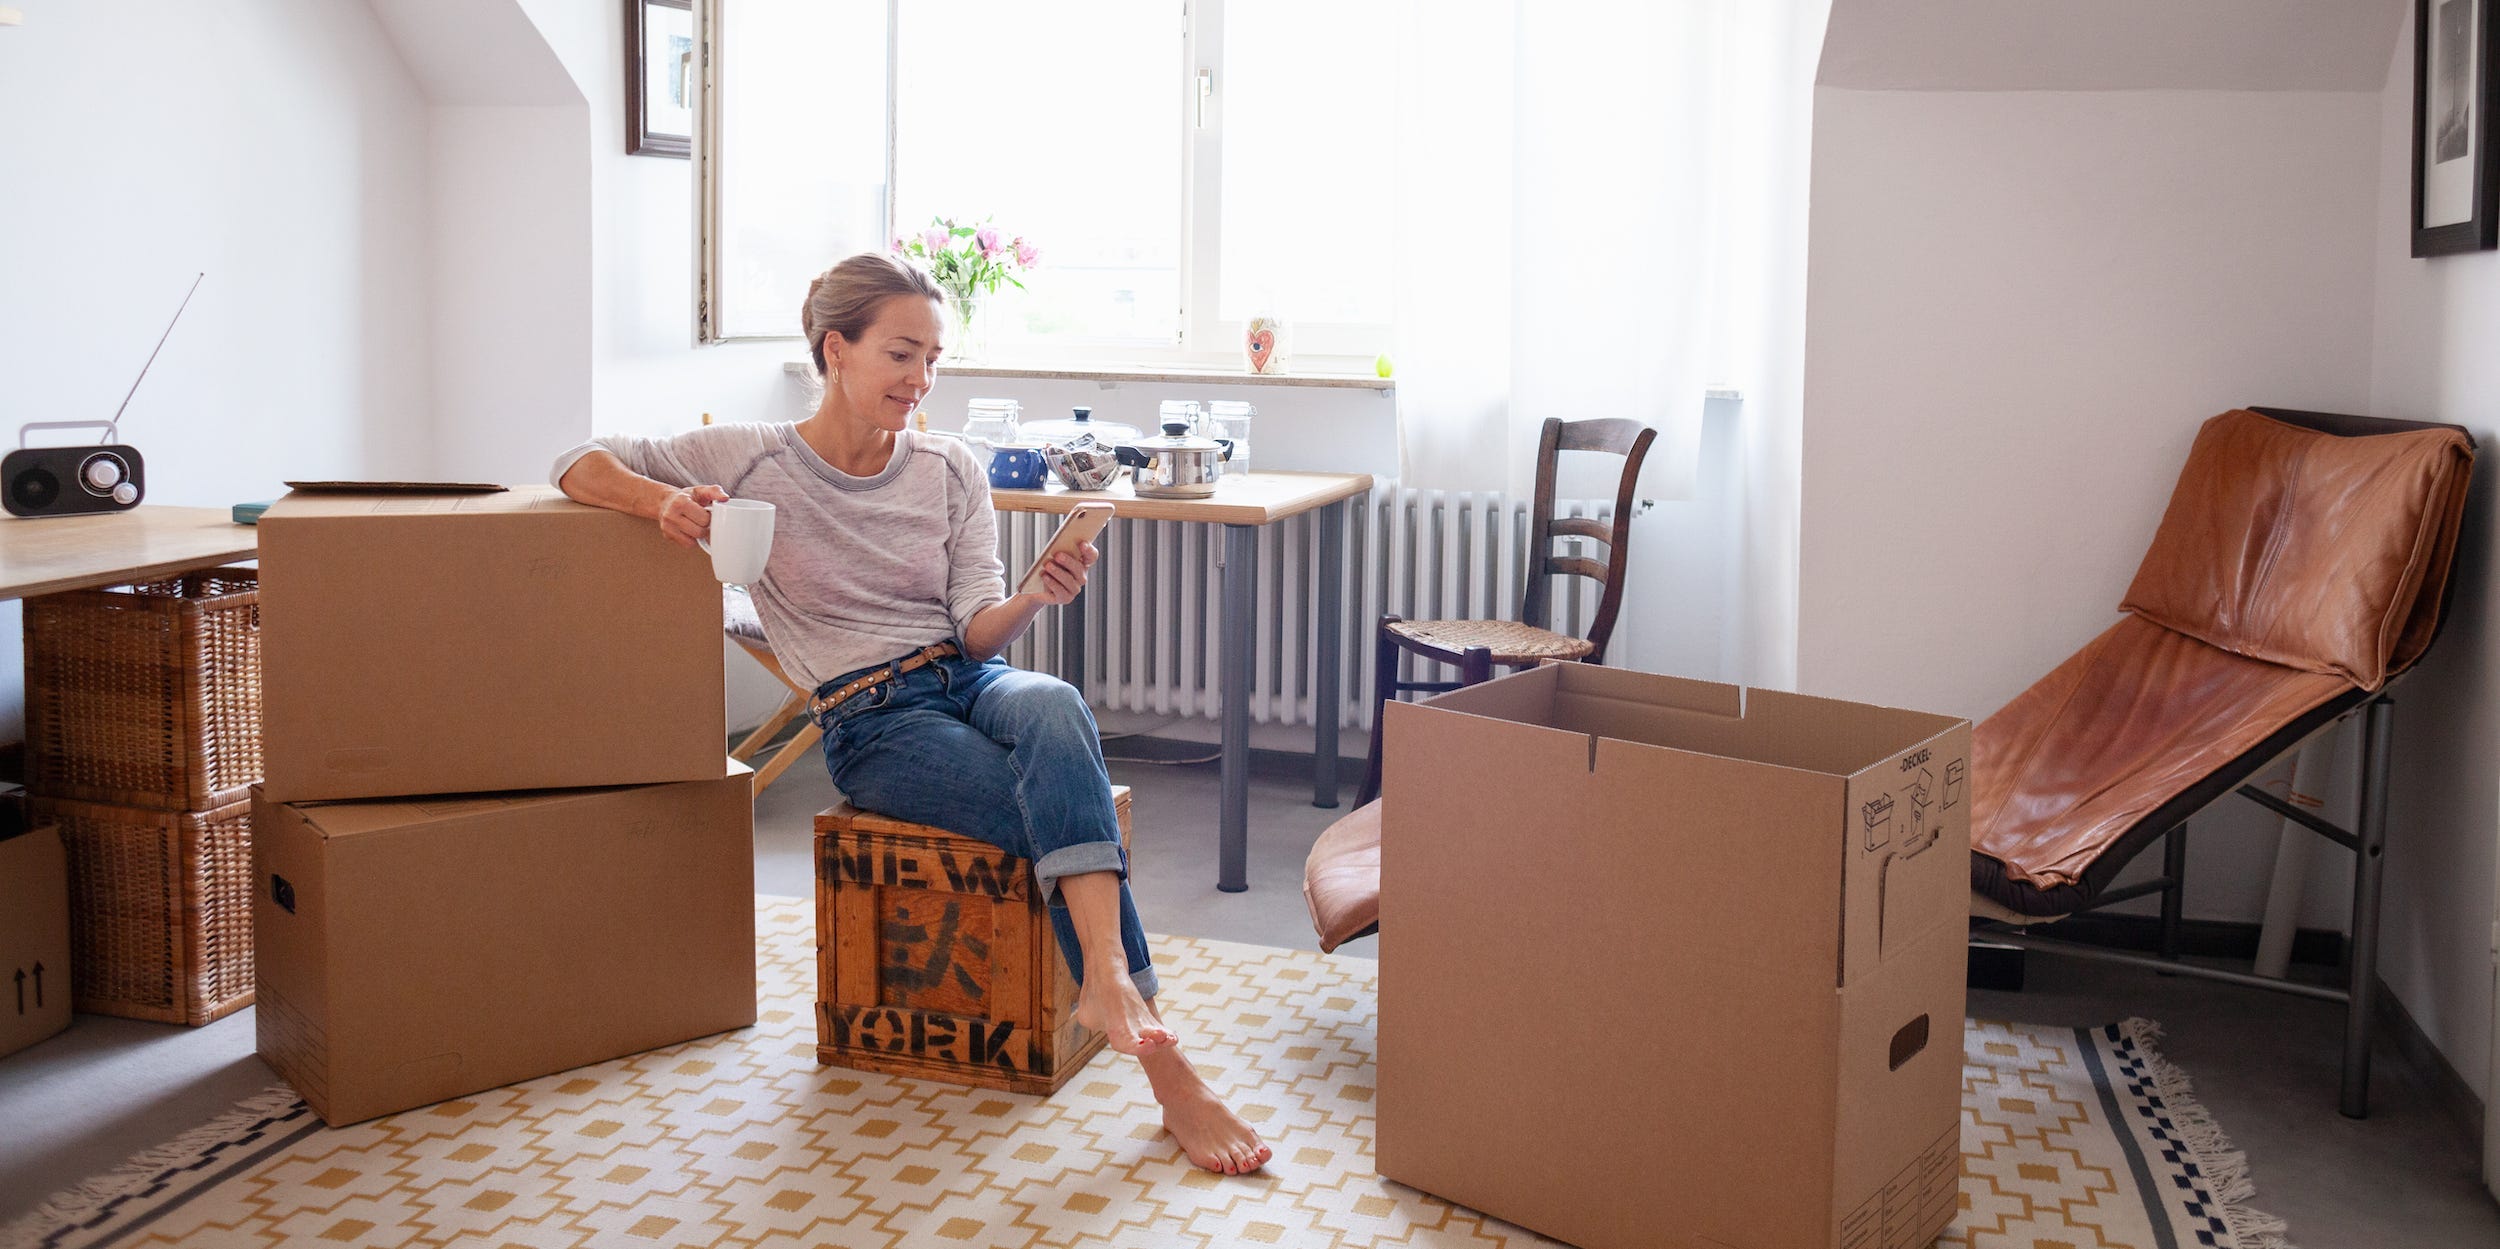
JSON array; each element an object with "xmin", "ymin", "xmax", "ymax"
[
  {"xmin": 0, "ymin": 507, "xmax": 257, "ymax": 600},
  {"xmin": 993, "ymin": 471, "xmax": 1373, "ymax": 892}
]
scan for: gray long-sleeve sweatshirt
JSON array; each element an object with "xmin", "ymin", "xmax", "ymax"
[{"xmin": 551, "ymin": 423, "xmax": 1005, "ymax": 693}]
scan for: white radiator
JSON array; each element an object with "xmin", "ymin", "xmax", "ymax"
[{"xmin": 995, "ymin": 484, "xmax": 1611, "ymax": 731}]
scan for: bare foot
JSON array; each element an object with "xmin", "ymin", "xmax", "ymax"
[
  {"xmin": 1143, "ymin": 1047, "xmax": 1272, "ymax": 1175},
  {"xmin": 1072, "ymin": 961, "xmax": 1176, "ymax": 1055}
]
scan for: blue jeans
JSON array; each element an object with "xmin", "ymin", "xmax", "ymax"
[{"xmin": 815, "ymin": 651, "xmax": 1157, "ymax": 999}]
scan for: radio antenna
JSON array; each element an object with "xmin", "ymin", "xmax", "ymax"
[{"xmin": 104, "ymin": 272, "xmax": 204, "ymax": 443}]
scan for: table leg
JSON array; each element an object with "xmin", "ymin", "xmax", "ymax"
[
  {"xmin": 1219, "ymin": 523, "xmax": 1257, "ymax": 892},
  {"xmin": 1313, "ymin": 500, "xmax": 1344, "ymax": 809}
]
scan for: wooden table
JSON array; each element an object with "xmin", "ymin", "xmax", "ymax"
[
  {"xmin": 0, "ymin": 507, "xmax": 257, "ymax": 600},
  {"xmin": 992, "ymin": 471, "xmax": 1373, "ymax": 892}
]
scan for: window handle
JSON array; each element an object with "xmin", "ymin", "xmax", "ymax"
[{"xmin": 1197, "ymin": 67, "xmax": 1213, "ymax": 129}]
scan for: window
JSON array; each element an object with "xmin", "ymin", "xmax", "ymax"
[
  {"xmin": 701, "ymin": 0, "xmax": 1398, "ymax": 366},
  {"xmin": 700, "ymin": 0, "xmax": 889, "ymax": 343}
]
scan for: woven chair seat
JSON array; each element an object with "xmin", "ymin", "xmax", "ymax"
[
  {"xmin": 1384, "ymin": 618, "xmax": 1595, "ymax": 664},
  {"xmin": 722, "ymin": 585, "xmax": 771, "ymax": 654}
]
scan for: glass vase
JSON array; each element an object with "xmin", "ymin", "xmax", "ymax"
[{"xmin": 948, "ymin": 290, "xmax": 989, "ymax": 364}]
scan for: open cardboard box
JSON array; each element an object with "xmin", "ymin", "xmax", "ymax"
[
  {"xmin": 252, "ymin": 762, "xmax": 757, "ymax": 1126},
  {"xmin": 257, "ymin": 485, "xmax": 723, "ymax": 803},
  {"xmin": 1377, "ymin": 662, "xmax": 1970, "ymax": 1249}
]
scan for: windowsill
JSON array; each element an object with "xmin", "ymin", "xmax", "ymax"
[{"xmin": 782, "ymin": 359, "xmax": 1396, "ymax": 393}]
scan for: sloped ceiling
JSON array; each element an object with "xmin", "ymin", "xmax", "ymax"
[
  {"xmin": 1819, "ymin": 0, "xmax": 2407, "ymax": 92},
  {"xmin": 366, "ymin": 0, "xmax": 578, "ymax": 106}
]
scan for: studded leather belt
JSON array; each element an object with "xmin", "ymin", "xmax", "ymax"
[{"xmin": 809, "ymin": 642, "xmax": 959, "ymax": 720}]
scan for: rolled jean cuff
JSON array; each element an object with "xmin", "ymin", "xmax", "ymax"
[
  {"xmin": 1129, "ymin": 963, "xmax": 1160, "ymax": 1000},
  {"xmin": 1031, "ymin": 841, "xmax": 1127, "ymax": 907}
]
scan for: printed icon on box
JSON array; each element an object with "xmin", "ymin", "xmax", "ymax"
[
  {"xmin": 1861, "ymin": 792, "xmax": 1895, "ymax": 850},
  {"xmin": 1900, "ymin": 769, "xmax": 1939, "ymax": 857},
  {"xmin": 1943, "ymin": 758, "xmax": 1967, "ymax": 809}
]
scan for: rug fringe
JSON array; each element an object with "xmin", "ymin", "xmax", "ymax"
[
  {"xmin": 2118, "ymin": 1018, "xmax": 2295, "ymax": 1249},
  {"xmin": 1, "ymin": 1083, "xmax": 309, "ymax": 1249}
]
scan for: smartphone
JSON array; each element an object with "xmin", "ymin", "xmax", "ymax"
[{"xmin": 1018, "ymin": 502, "xmax": 1115, "ymax": 596}]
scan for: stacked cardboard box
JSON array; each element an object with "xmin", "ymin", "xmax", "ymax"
[{"xmin": 252, "ymin": 486, "xmax": 757, "ymax": 1126}]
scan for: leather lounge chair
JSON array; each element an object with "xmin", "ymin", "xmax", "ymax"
[{"xmin": 1968, "ymin": 406, "xmax": 2475, "ymax": 1119}]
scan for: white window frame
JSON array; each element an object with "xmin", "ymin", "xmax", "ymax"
[{"xmin": 698, "ymin": 0, "xmax": 1392, "ymax": 371}]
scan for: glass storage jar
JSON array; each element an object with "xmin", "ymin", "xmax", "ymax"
[{"xmin": 1204, "ymin": 400, "xmax": 1253, "ymax": 475}]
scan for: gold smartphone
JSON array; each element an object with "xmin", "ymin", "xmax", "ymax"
[{"xmin": 1017, "ymin": 502, "xmax": 1115, "ymax": 596}]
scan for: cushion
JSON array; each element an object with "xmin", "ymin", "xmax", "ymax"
[
  {"xmin": 722, "ymin": 584, "xmax": 769, "ymax": 648},
  {"xmin": 2120, "ymin": 409, "xmax": 2473, "ymax": 690},
  {"xmin": 1971, "ymin": 614, "xmax": 2349, "ymax": 895},
  {"xmin": 1303, "ymin": 799, "xmax": 1383, "ymax": 953}
]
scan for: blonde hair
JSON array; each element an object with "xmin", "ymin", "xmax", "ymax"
[{"xmin": 800, "ymin": 251, "xmax": 946, "ymax": 375}]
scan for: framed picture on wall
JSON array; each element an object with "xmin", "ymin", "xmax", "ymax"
[
  {"xmin": 2413, "ymin": 0, "xmax": 2498, "ymax": 255},
  {"xmin": 628, "ymin": 0, "xmax": 695, "ymax": 158}
]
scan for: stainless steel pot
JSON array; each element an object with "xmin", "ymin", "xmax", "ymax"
[{"xmin": 1115, "ymin": 420, "xmax": 1234, "ymax": 498}]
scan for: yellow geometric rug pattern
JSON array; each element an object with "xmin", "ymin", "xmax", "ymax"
[{"xmin": 7, "ymin": 899, "xmax": 2287, "ymax": 1249}]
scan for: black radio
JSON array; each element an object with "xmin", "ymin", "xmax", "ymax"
[
  {"xmin": 3, "ymin": 427, "xmax": 146, "ymax": 517},
  {"xmin": 6, "ymin": 273, "xmax": 199, "ymax": 519}
]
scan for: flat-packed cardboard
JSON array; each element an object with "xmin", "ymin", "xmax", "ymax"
[
  {"xmin": 1378, "ymin": 663, "xmax": 1971, "ymax": 1249},
  {"xmin": 257, "ymin": 485, "xmax": 723, "ymax": 803},
  {"xmin": 0, "ymin": 825, "xmax": 73, "ymax": 1059},
  {"xmin": 252, "ymin": 762, "xmax": 757, "ymax": 1126}
]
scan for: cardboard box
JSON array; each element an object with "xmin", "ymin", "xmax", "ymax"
[
  {"xmin": 0, "ymin": 825, "xmax": 73, "ymax": 1060},
  {"xmin": 1378, "ymin": 663, "xmax": 1971, "ymax": 1249},
  {"xmin": 257, "ymin": 485, "xmax": 724, "ymax": 803},
  {"xmin": 252, "ymin": 762, "xmax": 757, "ymax": 1125}
]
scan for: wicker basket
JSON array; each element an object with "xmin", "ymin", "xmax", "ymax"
[
  {"xmin": 26, "ymin": 567, "xmax": 262, "ymax": 811},
  {"xmin": 37, "ymin": 794, "xmax": 256, "ymax": 1025}
]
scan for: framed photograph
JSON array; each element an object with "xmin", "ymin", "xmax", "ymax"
[
  {"xmin": 628, "ymin": 0, "xmax": 695, "ymax": 158},
  {"xmin": 2413, "ymin": 0, "xmax": 2498, "ymax": 255}
]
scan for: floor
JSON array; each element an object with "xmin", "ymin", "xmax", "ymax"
[{"xmin": 2, "ymin": 748, "xmax": 2496, "ymax": 1247}]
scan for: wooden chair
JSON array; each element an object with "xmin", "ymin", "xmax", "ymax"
[
  {"xmin": 1354, "ymin": 416, "xmax": 1656, "ymax": 806},
  {"xmin": 725, "ymin": 586, "xmax": 823, "ymax": 796}
]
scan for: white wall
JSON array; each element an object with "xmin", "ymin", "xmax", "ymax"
[
  {"xmin": 1802, "ymin": 88, "xmax": 2389, "ymax": 938},
  {"xmin": 1802, "ymin": 88, "xmax": 2381, "ymax": 720},
  {"xmin": 0, "ymin": 0, "xmax": 437, "ymax": 738},
  {"xmin": 2367, "ymin": 3, "xmax": 2500, "ymax": 1104},
  {"xmin": 428, "ymin": 105, "xmax": 593, "ymax": 483}
]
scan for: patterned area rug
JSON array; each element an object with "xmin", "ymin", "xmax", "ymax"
[{"xmin": 8, "ymin": 900, "xmax": 2286, "ymax": 1249}]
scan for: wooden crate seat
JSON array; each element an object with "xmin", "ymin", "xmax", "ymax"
[{"xmin": 814, "ymin": 788, "xmax": 1131, "ymax": 1095}]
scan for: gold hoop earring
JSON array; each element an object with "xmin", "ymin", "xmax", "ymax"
[{"xmin": 829, "ymin": 367, "xmax": 841, "ymax": 386}]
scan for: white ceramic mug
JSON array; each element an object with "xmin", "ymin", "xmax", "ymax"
[{"xmin": 698, "ymin": 498, "xmax": 776, "ymax": 584}]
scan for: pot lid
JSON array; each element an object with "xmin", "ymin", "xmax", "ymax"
[{"xmin": 1128, "ymin": 418, "xmax": 1226, "ymax": 451}]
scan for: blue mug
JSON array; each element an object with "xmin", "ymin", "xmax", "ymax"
[{"xmin": 985, "ymin": 444, "xmax": 1048, "ymax": 489}]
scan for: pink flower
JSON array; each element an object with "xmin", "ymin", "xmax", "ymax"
[
  {"xmin": 975, "ymin": 226, "xmax": 1003, "ymax": 259},
  {"xmin": 1013, "ymin": 237, "xmax": 1040, "ymax": 267},
  {"xmin": 920, "ymin": 227, "xmax": 949, "ymax": 254},
  {"xmin": 890, "ymin": 236, "xmax": 907, "ymax": 254}
]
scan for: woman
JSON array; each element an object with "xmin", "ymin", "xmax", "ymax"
[{"xmin": 551, "ymin": 251, "xmax": 1271, "ymax": 1176}]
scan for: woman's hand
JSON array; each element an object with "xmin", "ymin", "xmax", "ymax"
[
  {"xmin": 658, "ymin": 484, "xmax": 730, "ymax": 549},
  {"xmin": 1024, "ymin": 541, "xmax": 1098, "ymax": 606}
]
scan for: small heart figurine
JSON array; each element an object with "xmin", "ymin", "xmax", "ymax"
[{"xmin": 1246, "ymin": 327, "xmax": 1276, "ymax": 373}]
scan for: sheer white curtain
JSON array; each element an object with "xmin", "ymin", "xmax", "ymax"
[
  {"xmin": 1390, "ymin": 0, "xmax": 1822, "ymax": 686},
  {"xmin": 1392, "ymin": 0, "xmax": 1813, "ymax": 503}
]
